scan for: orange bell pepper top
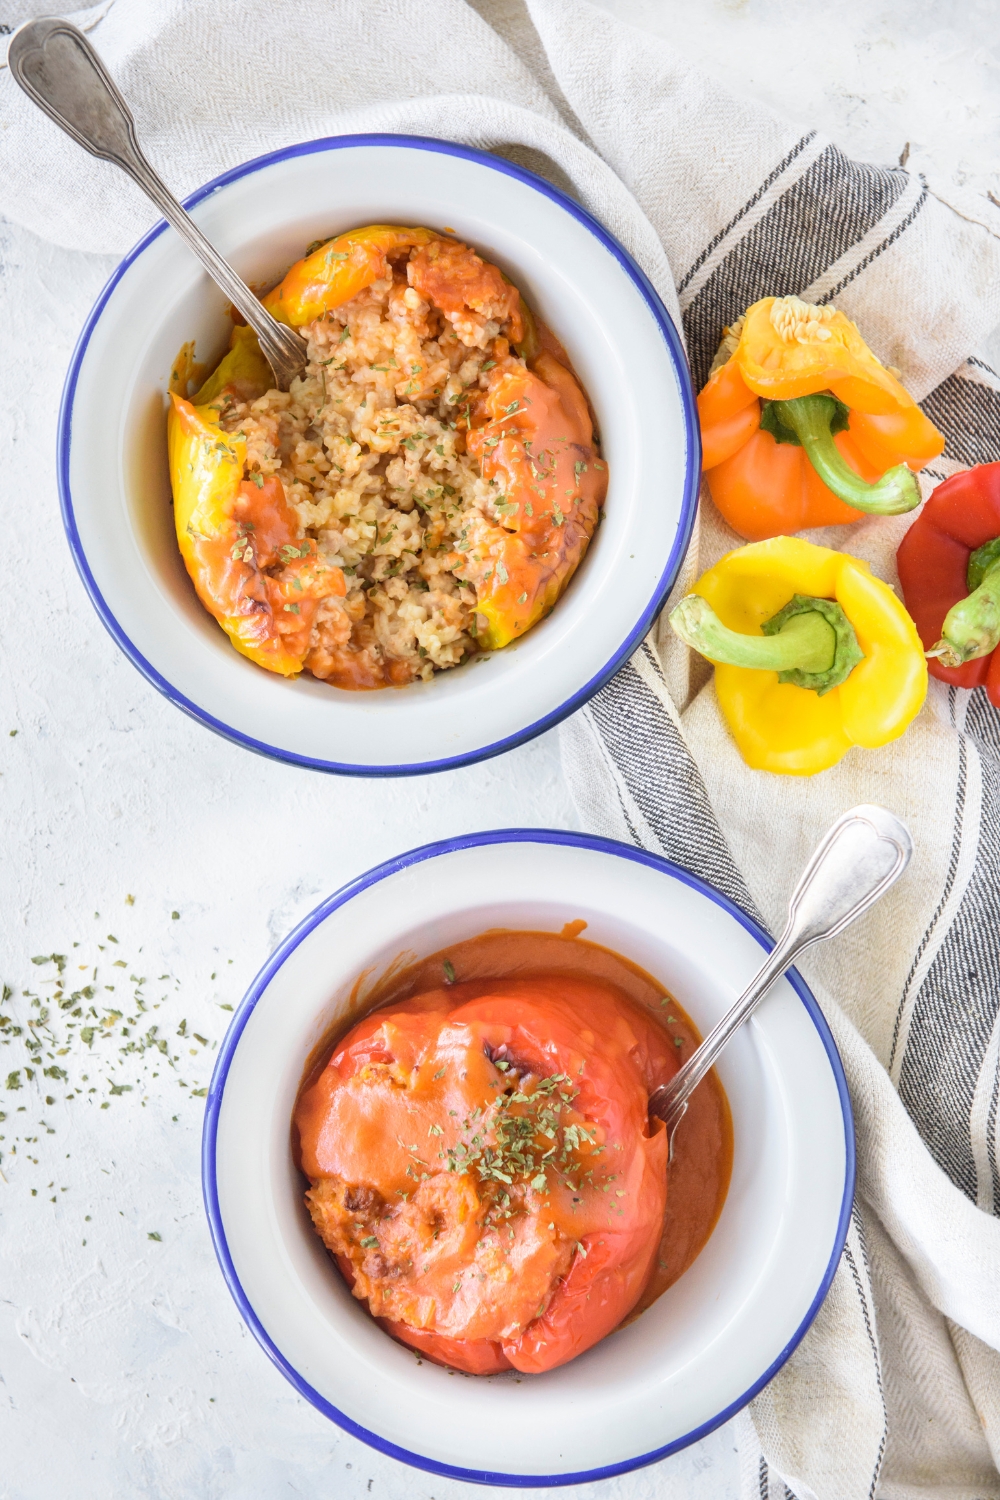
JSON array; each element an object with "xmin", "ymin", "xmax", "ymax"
[
  {"xmin": 698, "ymin": 296, "xmax": 945, "ymax": 540},
  {"xmin": 295, "ymin": 975, "xmax": 676, "ymax": 1375}
]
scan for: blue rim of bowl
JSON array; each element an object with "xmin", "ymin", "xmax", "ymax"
[
  {"xmin": 57, "ymin": 133, "xmax": 700, "ymax": 778},
  {"xmin": 202, "ymin": 827, "xmax": 855, "ymax": 1487}
]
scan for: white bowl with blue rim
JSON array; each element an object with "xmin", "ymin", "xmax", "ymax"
[
  {"xmin": 203, "ymin": 830, "xmax": 853, "ymax": 1485},
  {"xmin": 59, "ymin": 134, "xmax": 699, "ymax": 776}
]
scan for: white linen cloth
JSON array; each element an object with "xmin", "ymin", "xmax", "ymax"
[{"xmin": 3, "ymin": 2, "xmax": 1000, "ymax": 1495}]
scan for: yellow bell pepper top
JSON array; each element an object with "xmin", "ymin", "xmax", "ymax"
[
  {"xmin": 733, "ymin": 296, "xmax": 916, "ymax": 416},
  {"xmin": 167, "ymin": 393, "xmax": 344, "ymax": 676},
  {"xmin": 262, "ymin": 224, "xmax": 438, "ymax": 327},
  {"xmin": 691, "ymin": 537, "xmax": 927, "ymax": 775}
]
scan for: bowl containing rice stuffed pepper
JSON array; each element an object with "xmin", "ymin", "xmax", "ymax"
[{"xmin": 60, "ymin": 136, "xmax": 697, "ymax": 772}]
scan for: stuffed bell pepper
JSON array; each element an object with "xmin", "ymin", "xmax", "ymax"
[
  {"xmin": 670, "ymin": 536, "xmax": 927, "ymax": 774},
  {"xmin": 295, "ymin": 973, "xmax": 677, "ymax": 1375},
  {"xmin": 698, "ymin": 296, "xmax": 945, "ymax": 540},
  {"xmin": 167, "ymin": 225, "xmax": 607, "ymax": 689},
  {"xmin": 897, "ymin": 461, "xmax": 1000, "ymax": 708}
]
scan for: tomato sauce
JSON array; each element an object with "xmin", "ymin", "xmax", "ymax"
[{"xmin": 293, "ymin": 927, "xmax": 732, "ymax": 1374}]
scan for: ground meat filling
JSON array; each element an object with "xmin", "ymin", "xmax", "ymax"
[{"xmin": 215, "ymin": 242, "xmax": 530, "ymax": 690}]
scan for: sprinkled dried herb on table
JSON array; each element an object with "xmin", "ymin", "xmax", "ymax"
[{"xmin": 0, "ymin": 913, "xmax": 235, "ymax": 1190}]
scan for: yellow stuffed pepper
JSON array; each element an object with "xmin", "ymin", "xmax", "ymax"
[
  {"xmin": 167, "ymin": 391, "xmax": 345, "ymax": 676},
  {"xmin": 168, "ymin": 225, "xmax": 606, "ymax": 678},
  {"xmin": 669, "ymin": 537, "xmax": 927, "ymax": 775}
]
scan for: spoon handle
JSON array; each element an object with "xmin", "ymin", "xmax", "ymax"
[
  {"xmin": 7, "ymin": 18, "xmax": 307, "ymax": 391},
  {"xmin": 649, "ymin": 805, "xmax": 912, "ymax": 1136}
]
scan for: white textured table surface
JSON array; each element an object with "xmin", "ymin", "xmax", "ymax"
[{"xmin": 1, "ymin": 4, "xmax": 997, "ymax": 1497}]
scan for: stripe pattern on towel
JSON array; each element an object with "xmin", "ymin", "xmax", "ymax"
[
  {"xmin": 897, "ymin": 690, "xmax": 1000, "ymax": 1210},
  {"xmin": 679, "ymin": 142, "xmax": 913, "ymax": 389},
  {"xmin": 578, "ymin": 128, "xmax": 1000, "ymax": 1220}
]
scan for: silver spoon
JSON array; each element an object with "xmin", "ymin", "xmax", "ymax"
[
  {"xmin": 649, "ymin": 804, "xmax": 912, "ymax": 1156},
  {"xmin": 7, "ymin": 17, "xmax": 308, "ymax": 392}
]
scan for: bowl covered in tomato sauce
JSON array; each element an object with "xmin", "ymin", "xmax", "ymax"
[{"xmin": 204, "ymin": 831, "xmax": 852, "ymax": 1484}]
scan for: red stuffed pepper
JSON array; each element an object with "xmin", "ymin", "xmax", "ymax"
[{"xmin": 295, "ymin": 975, "xmax": 676, "ymax": 1374}]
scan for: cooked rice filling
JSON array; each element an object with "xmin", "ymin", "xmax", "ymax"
[
  {"xmin": 163, "ymin": 231, "xmax": 607, "ymax": 689},
  {"xmin": 216, "ymin": 267, "xmax": 527, "ymax": 686}
]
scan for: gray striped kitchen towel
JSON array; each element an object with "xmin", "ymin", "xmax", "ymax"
[
  {"xmin": 550, "ymin": 5, "xmax": 1000, "ymax": 1496},
  {"xmin": 4, "ymin": 0, "xmax": 1000, "ymax": 1494}
]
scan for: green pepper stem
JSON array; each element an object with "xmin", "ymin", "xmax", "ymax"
[
  {"xmin": 770, "ymin": 394, "xmax": 921, "ymax": 515},
  {"xmin": 932, "ymin": 557, "xmax": 1000, "ymax": 667},
  {"xmin": 670, "ymin": 595, "xmax": 836, "ymax": 673}
]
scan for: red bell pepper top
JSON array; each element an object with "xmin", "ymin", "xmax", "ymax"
[{"xmin": 897, "ymin": 462, "xmax": 1000, "ymax": 707}]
